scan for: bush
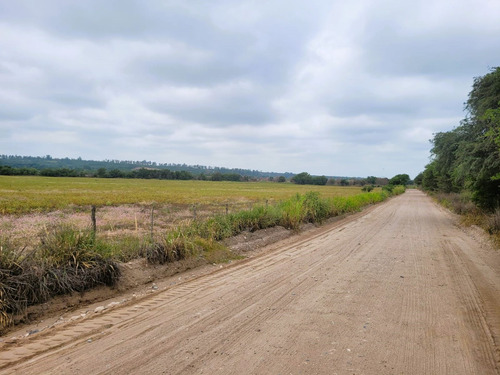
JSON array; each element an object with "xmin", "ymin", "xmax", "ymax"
[
  {"xmin": 392, "ymin": 185, "xmax": 406, "ymax": 195},
  {"xmin": 382, "ymin": 184, "xmax": 394, "ymax": 193},
  {"xmin": 361, "ymin": 185, "xmax": 374, "ymax": 192}
]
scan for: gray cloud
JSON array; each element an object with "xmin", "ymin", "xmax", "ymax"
[{"xmin": 1, "ymin": 0, "xmax": 499, "ymax": 178}]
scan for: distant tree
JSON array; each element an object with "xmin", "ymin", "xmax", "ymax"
[
  {"xmin": 108, "ymin": 169, "xmax": 124, "ymax": 178},
  {"xmin": 312, "ymin": 176, "xmax": 328, "ymax": 185},
  {"xmin": 211, "ymin": 172, "xmax": 223, "ymax": 181},
  {"xmin": 96, "ymin": 167, "xmax": 108, "ymax": 178},
  {"xmin": 375, "ymin": 177, "xmax": 390, "ymax": 186},
  {"xmin": 291, "ymin": 172, "xmax": 313, "ymax": 185},
  {"xmin": 175, "ymin": 170, "xmax": 193, "ymax": 180},
  {"xmin": 413, "ymin": 172, "xmax": 423, "ymax": 186},
  {"xmin": 277, "ymin": 176, "xmax": 286, "ymax": 183},
  {"xmin": 422, "ymin": 162, "xmax": 438, "ymax": 191},
  {"xmin": 159, "ymin": 169, "xmax": 173, "ymax": 179},
  {"xmin": 366, "ymin": 176, "xmax": 377, "ymax": 185},
  {"xmin": 389, "ymin": 174, "xmax": 411, "ymax": 186},
  {"xmin": 0, "ymin": 165, "xmax": 14, "ymax": 175},
  {"xmin": 353, "ymin": 179, "xmax": 363, "ymax": 186},
  {"xmin": 222, "ymin": 173, "xmax": 242, "ymax": 182},
  {"xmin": 340, "ymin": 178, "xmax": 350, "ymax": 186}
]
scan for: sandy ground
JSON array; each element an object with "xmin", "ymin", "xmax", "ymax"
[{"xmin": 0, "ymin": 189, "xmax": 498, "ymax": 374}]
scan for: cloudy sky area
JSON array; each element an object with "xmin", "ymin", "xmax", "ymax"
[{"xmin": 1, "ymin": 0, "xmax": 499, "ymax": 178}]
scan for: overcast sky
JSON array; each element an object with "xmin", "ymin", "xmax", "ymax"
[{"xmin": 1, "ymin": 0, "xmax": 499, "ymax": 178}]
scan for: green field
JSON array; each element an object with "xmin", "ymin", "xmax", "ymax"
[{"xmin": 0, "ymin": 176, "xmax": 365, "ymax": 214}]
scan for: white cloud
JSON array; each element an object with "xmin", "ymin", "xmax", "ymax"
[{"xmin": 0, "ymin": 0, "xmax": 499, "ymax": 178}]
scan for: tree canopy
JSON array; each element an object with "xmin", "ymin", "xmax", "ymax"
[
  {"xmin": 389, "ymin": 174, "xmax": 411, "ymax": 186},
  {"xmin": 291, "ymin": 172, "xmax": 328, "ymax": 185},
  {"xmin": 419, "ymin": 67, "xmax": 500, "ymax": 210}
]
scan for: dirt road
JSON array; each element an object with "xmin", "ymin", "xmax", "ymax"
[{"xmin": 1, "ymin": 190, "xmax": 499, "ymax": 374}]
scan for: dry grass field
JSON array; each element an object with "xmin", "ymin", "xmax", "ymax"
[
  {"xmin": 0, "ymin": 176, "xmax": 364, "ymax": 215},
  {"xmin": 0, "ymin": 176, "xmax": 370, "ymax": 252}
]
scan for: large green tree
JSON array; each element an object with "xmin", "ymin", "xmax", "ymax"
[
  {"xmin": 421, "ymin": 67, "xmax": 500, "ymax": 210},
  {"xmin": 455, "ymin": 68, "xmax": 500, "ymax": 209}
]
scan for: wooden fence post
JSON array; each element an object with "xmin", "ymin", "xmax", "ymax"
[
  {"xmin": 150, "ymin": 205, "xmax": 155, "ymax": 242},
  {"xmin": 91, "ymin": 205, "xmax": 97, "ymax": 240}
]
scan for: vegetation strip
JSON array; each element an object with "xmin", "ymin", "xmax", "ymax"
[
  {"xmin": 414, "ymin": 67, "xmax": 500, "ymax": 245},
  {"xmin": 0, "ymin": 187, "xmax": 405, "ymax": 332}
]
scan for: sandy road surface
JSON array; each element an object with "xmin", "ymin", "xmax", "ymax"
[{"xmin": 1, "ymin": 190, "xmax": 499, "ymax": 374}]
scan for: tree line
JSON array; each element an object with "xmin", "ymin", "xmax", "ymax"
[
  {"xmin": 0, "ymin": 164, "xmax": 408, "ymax": 188},
  {"xmin": 415, "ymin": 67, "xmax": 500, "ymax": 210},
  {"xmin": 0, "ymin": 165, "xmax": 286, "ymax": 182},
  {"xmin": 0, "ymin": 155, "xmax": 295, "ymax": 179}
]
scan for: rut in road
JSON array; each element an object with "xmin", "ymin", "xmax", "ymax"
[{"xmin": 1, "ymin": 189, "xmax": 499, "ymax": 374}]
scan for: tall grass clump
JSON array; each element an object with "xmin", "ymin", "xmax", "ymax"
[
  {"xmin": 0, "ymin": 226, "xmax": 120, "ymax": 332},
  {"xmin": 279, "ymin": 192, "xmax": 330, "ymax": 230},
  {"xmin": 146, "ymin": 226, "xmax": 198, "ymax": 264},
  {"xmin": 0, "ymin": 239, "xmax": 23, "ymax": 328}
]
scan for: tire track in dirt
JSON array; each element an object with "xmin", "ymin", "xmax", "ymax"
[
  {"xmin": 1, "ymin": 190, "xmax": 499, "ymax": 374},
  {"xmin": 0, "ymin": 209, "xmax": 380, "ymax": 370}
]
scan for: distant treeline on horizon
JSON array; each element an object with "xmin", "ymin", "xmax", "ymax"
[
  {"xmin": 0, "ymin": 155, "xmax": 386, "ymax": 186},
  {"xmin": 0, "ymin": 154, "xmax": 294, "ymax": 178}
]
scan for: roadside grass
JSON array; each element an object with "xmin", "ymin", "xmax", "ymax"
[
  {"xmin": 432, "ymin": 191, "xmax": 500, "ymax": 247},
  {"xmin": 0, "ymin": 185, "xmax": 406, "ymax": 331},
  {"xmin": 0, "ymin": 229, "xmax": 119, "ymax": 330},
  {"xmin": 145, "ymin": 189, "xmax": 403, "ymax": 266}
]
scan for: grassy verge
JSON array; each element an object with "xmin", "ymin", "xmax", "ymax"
[
  {"xmin": 431, "ymin": 191, "xmax": 500, "ymax": 247},
  {"xmin": 0, "ymin": 187, "xmax": 405, "ymax": 331},
  {"xmin": 145, "ymin": 188, "xmax": 403, "ymax": 264}
]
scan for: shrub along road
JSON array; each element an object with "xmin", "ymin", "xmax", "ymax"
[{"xmin": 1, "ymin": 190, "xmax": 499, "ymax": 374}]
